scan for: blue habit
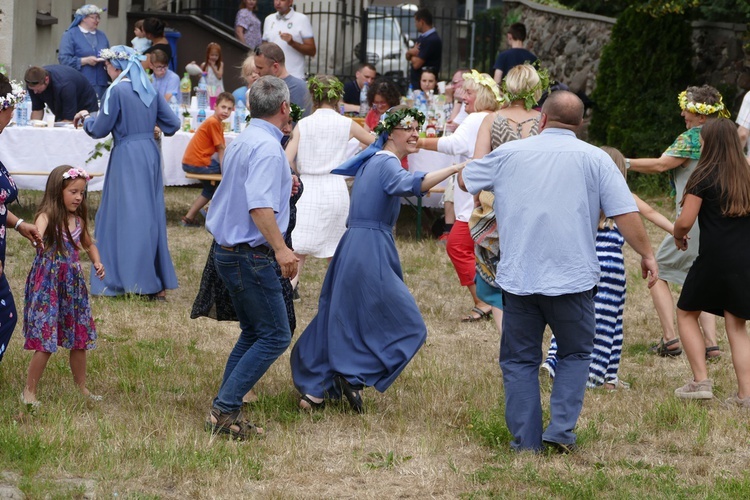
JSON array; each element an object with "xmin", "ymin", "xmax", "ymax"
[
  {"xmin": 84, "ymin": 81, "xmax": 180, "ymax": 296},
  {"xmin": 290, "ymin": 151, "xmax": 428, "ymax": 398}
]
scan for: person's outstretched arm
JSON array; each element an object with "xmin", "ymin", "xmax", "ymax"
[{"xmin": 612, "ymin": 211, "xmax": 658, "ymax": 288}]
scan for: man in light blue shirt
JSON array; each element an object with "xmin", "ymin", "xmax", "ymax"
[
  {"xmin": 460, "ymin": 91, "xmax": 658, "ymax": 453},
  {"xmin": 204, "ymin": 75, "xmax": 298, "ymax": 440}
]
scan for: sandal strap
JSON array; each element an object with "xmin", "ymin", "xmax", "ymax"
[{"xmin": 663, "ymin": 338, "xmax": 681, "ymax": 347}]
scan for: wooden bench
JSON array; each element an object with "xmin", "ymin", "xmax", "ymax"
[
  {"xmin": 184, "ymin": 172, "xmax": 222, "ymax": 186},
  {"xmin": 9, "ymin": 171, "xmax": 104, "ymax": 177}
]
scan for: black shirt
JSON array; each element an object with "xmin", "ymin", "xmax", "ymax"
[
  {"xmin": 410, "ymin": 29, "xmax": 442, "ymax": 88},
  {"xmin": 492, "ymin": 48, "xmax": 538, "ymax": 78},
  {"xmin": 343, "ymin": 80, "xmax": 362, "ymax": 106},
  {"xmin": 28, "ymin": 65, "xmax": 99, "ymax": 121}
]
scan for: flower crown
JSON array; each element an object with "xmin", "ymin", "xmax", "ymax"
[
  {"xmin": 0, "ymin": 80, "xmax": 27, "ymax": 111},
  {"xmin": 463, "ymin": 70, "xmax": 506, "ymax": 105},
  {"xmin": 76, "ymin": 4, "xmax": 104, "ymax": 16},
  {"xmin": 290, "ymin": 103, "xmax": 303, "ymax": 122},
  {"xmin": 99, "ymin": 48, "xmax": 132, "ymax": 61},
  {"xmin": 678, "ymin": 90, "xmax": 730, "ymax": 118},
  {"xmin": 307, "ymin": 75, "xmax": 344, "ymax": 102},
  {"xmin": 62, "ymin": 167, "xmax": 91, "ymax": 181},
  {"xmin": 502, "ymin": 64, "xmax": 551, "ymax": 111},
  {"xmin": 374, "ymin": 107, "xmax": 425, "ymax": 135}
]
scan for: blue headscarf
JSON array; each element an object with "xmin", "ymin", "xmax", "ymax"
[
  {"xmin": 331, "ymin": 132, "xmax": 389, "ymax": 177},
  {"xmin": 67, "ymin": 4, "xmax": 104, "ymax": 31},
  {"xmin": 100, "ymin": 45, "xmax": 156, "ymax": 115}
]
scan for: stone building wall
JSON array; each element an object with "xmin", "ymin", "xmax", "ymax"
[{"xmin": 502, "ymin": 0, "xmax": 749, "ymax": 113}]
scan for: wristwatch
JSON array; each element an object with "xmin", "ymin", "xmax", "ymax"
[{"xmin": 625, "ymin": 158, "xmax": 631, "ymax": 170}]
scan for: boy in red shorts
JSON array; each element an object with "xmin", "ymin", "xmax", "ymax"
[{"xmin": 180, "ymin": 91, "xmax": 235, "ymax": 227}]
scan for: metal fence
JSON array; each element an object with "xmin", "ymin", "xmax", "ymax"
[{"xmin": 172, "ymin": 1, "xmax": 505, "ymax": 90}]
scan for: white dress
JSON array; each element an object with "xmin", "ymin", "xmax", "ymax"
[{"xmin": 294, "ymin": 108, "xmax": 352, "ymax": 257}]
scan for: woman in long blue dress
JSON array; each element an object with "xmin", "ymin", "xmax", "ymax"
[
  {"xmin": 75, "ymin": 46, "xmax": 180, "ymax": 299},
  {"xmin": 58, "ymin": 4, "xmax": 110, "ymax": 100},
  {"xmin": 0, "ymin": 76, "xmax": 43, "ymax": 363},
  {"xmin": 290, "ymin": 106, "xmax": 462, "ymax": 412}
]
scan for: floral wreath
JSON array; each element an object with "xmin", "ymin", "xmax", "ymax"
[
  {"xmin": 374, "ymin": 107, "xmax": 425, "ymax": 135},
  {"xmin": 502, "ymin": 64, "xmax": 551, "ymax": 111},
  {"xmin": 98, "ymin": 48, "xmax": 132, "ymax": 61},
  {"xmin": 307, "ymin": 75, "xmax": 344, "ymax": 102},
  {"xmin": 76, "ymin": 5, "xmax": 104, "ymax": 16},
  {"xmin": 463, "ymin": 70, "xmax": 506, "ymax": 106},
  {"xmin": 290, "ymin": 103, "xmax": 303, "ymax": 122},
  {"xmin": 62, "ymin": 167, "xmax": 92, "ymax": 182},
  {"xmin": 678, "ymin": 90, "xmax": 730, "ymax": 118},
  {"xmin": 0, "ymin": 80, "xmax": 27, "ymax": 111}
]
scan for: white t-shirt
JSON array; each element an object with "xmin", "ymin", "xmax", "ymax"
[
  {"xmin": 736, "ymin": 90, "xmax": 750, "ymax": 155},
  {"xmin": 262, "ymin": 8, "xmax": 314, "ymax": 80},
  {"xmin": 437, "ymin": 111, "xmax": 488, "ymax": 222}
]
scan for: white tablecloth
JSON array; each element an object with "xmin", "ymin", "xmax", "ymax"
[
  {"xmin": 0, "ymin": 126, "xmax": 237, "ymax": 191},
  {"xmin": 406, "ymin": 149, "xmax": 457, "ymax": 208}
]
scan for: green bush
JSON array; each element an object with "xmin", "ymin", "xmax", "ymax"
[{"xmin": 589, "ymin": 7, "xmax": 695, "ymax": 163}]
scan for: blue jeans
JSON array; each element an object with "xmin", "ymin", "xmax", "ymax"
[
  {"xmin": 182, "ymin": 160, "xmax": 220, "ymax": 199},
  {"xmin": 500, "ymin": 289, "xmax": 596, "ymax": 451},
  {"xmin": 212, "ymin": 242, "xmax": 291, "ymax": 413}
]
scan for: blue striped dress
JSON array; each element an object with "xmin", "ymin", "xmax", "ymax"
[{"xmin": 544, "ymin": 224, "xmax": 626, "ymax": 387}]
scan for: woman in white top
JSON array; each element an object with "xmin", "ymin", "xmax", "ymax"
[
  {"xmin": 285, "ymin": 75, "xmax": 374, "ymax": 294},
  {"xmin": 417, "ymin": 70, "xmax": 503, "ymax": 322}
]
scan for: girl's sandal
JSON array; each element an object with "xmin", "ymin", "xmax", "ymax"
[
  {"xmin": 651, "ymin": 338, "xmax": 682, "ymax": 357},
  {"xmin": 705, "ymin": 346, "xmax": 722, "ymax": 362}
]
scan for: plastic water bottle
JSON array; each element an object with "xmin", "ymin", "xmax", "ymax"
[
  {"xmin": 359, "ymin": 82, "xmax": 369, "ymax": 117},
  {"xmin": 197, "ymin": 108, "xmax": 206, "ymax": 125},
  {"xmin": 234, "ymin": 100, "xmax": 245, "ymax": 133},
  {"xmin": 406, "ymin": 83, "xmax": 414, "ymax": 101},
  {"xmin": 197, "ymin": 73, "xmax": 208, "ymax": 110},
  {"xmin": 180, "ymin": 72, "xmax": 191, "ymax": 107},
  {"xmin": 169, "ymin": 95, "xmax": 180, "ymax": 119},
  {"xmin": 16, "ymin": 92, "xmax": 29, "ymax": 126}
]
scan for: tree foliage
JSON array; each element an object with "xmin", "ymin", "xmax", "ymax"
[
  {"xmin": 555, "ymin": 0, "xmax": 749, "ymax": 22},
  {"xmin": 589, "ymin": 6, "xmax": 695, "ymax": 183}
]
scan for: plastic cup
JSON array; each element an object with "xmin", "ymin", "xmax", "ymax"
[{"xmin": 209, "ymin": 96, "xmax": 217, "ymax": 110}]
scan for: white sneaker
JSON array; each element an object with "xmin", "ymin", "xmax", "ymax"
[{"xmin": 675, "ymin": 379, "xmax": 713, "ymax": 399}]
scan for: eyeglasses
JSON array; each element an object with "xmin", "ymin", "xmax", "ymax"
[
  {"xmin": 254, "ymin": 47, "xmax": 278, "ymax": 63},
  {"xmin": 393, "ymin": 126, "xmax": 420, "ymax": 133},
  {"xmin": 152, "ymin": 65, "xmax": 167, "ymax": 71}
]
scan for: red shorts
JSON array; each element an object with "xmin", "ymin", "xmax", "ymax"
[{"xmin": 446, "ymin": 221, "xmax": 476, "ymax": 287}]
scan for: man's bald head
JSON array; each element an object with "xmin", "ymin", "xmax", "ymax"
[{"xmin": 541, "ymin": 90, "xmax": 584, "ymax": 131}]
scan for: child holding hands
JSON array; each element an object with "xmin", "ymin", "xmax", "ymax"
[
  {"xmin": 673, "ymin": 118, "xmax": 750, "ymax": 404},
  {"xmin": 22, "ymin": 166, "xmax": 104, "ymax": 407},
  {"xmin": 544, "ymin": 146, "xmax": 674, "ymax": 389}
]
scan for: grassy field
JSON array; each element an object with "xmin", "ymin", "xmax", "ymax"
[{"xmin": 1, "ymin": 187, "xmax": 749, "ymax": 499}]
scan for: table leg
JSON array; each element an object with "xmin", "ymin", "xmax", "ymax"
[{"xmin": 416, "ymin": 196, "xmax": 422, "ymax": 241}]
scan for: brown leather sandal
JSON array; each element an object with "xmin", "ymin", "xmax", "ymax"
[{"xmin": 204, "ymin": 407, "xmax": 264, "ymax": 440}]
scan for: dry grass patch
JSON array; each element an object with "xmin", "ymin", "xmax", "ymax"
[{"xmin": 1, "ymin": 189, "xmax": 750, "ymax": 498}]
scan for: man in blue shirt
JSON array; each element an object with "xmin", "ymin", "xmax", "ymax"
[
  {"xmin": 460, "ymin": 91, "xmax": 658, "ymax": 453},
  {"xmin": 406, "ymin": 8, "xmax": 442, "ymax": 89},
  {"xmin": 25, "ymin": 65, "xmax": 99, "ymax": 122},
  {"xmin": 204, "ymin": 75, "xmax": 298, "ymax": 440},
  {"xmin": 492, "ymin": 23, "xmax": 538, "ymax": 84}
]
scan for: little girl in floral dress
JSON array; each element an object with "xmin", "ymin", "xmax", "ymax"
[{"xmin": 22, "ymin": 165, "xmax": 105, "ymax": 408}]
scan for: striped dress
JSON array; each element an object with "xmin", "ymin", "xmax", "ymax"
[{"xmin": 544, "ymin": 224, "xmax": 626, "ymax": 387}]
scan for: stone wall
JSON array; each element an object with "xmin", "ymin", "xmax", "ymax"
[{"xmin": 502, "ymin": 0, "xmax": 749, "ymax": 113}]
